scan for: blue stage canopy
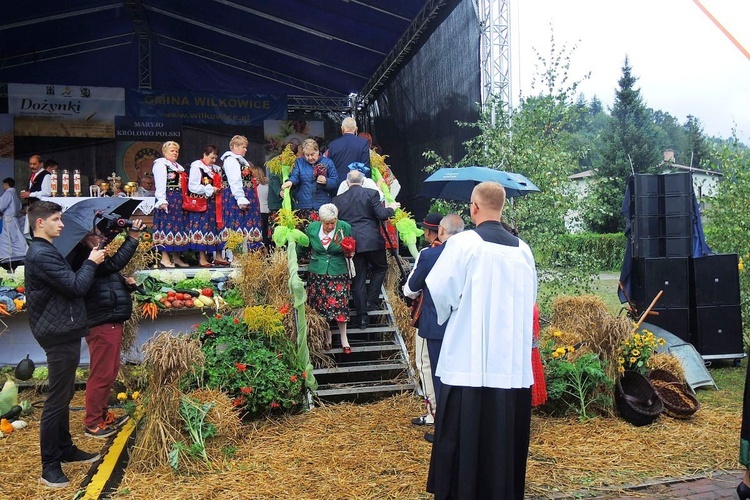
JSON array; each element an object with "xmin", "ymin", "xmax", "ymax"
[{"xmin": 0, "ymin": 1, "xmax": 455, "ymax": 101}]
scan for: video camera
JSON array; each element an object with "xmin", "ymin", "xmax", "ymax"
[{"xmin": 94, "ymin": 212, "xmax": 143, "ymax": 247}]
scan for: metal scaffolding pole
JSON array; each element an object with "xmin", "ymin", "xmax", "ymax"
[{"xmin": 476, "ymin": 0, "xmax": 510, "ymax": 119}]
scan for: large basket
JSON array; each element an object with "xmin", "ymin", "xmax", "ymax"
[
  {"xmin": 648, "ymin": 369, "xmax": 700, "ymax": 419},
  {"xmin": 615, "ymin": 370, "xmax": 663, "ymax": 426}
]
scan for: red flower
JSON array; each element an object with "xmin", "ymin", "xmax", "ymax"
[
  {"xmin": 234, "ymin": 317, "xmax": 240, "ymax": 324},
  {"xmin": 204, "ymin": 329, "xmax": 213, "ymax": 336},
  {"xmin": 240, "ymin": 386, "xmax": 253, "ymax": 394},
  {"xmin": 233, "ymin": 396, "xmax": 246, "ymax": 407},
  {"xmin": 340, "ymin": 236, "xmax": 356, "ymax": 258},
  {"xmin": 290, "ymin": 375, "xmax": 298, "ymax": 383},
  {"xmin": 301, "ymin": 371, "xmax": 307, "ymax": 378},
  {"xmin": 278, "ymin": 304, "xmax": 291, "ymax": 315},
  {"xmin": 270, "ymin": 401, "xmax": 280, "ymax": 409},
  {"xmin": 216, "ymin": 315, "xmax": 222, "ymax": 320},
  {"xmin": 192, "ymin": 323, "xmax": 200, "ymax": 329},
  {"xmin": 235, "ymin": 362, "xmax": 247, "ymax": 372}
]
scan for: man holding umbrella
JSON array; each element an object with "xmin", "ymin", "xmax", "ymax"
[{"xmin": 25, "ymin": 201, "xmax": 107, "ymax": 488}]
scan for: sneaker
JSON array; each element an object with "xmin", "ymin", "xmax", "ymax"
[
  {"xmin": 103, "ymin": 410, "xmax": 130, "ymax": 428},
  {"xmin": 61, "ymin": 447, "xmax": 101, "ymax": 464},
  {"xmin": 424, "ymin": 432, "xmax": 434, "ymax": 443},
  {"xmin": 40, "ymin": 463, "xmax": 70, "ymax": 488},
  {"xmin": 84, "ymin": 423, "xmax": 118, "ymax": 439},
  {"xmin": 411, "ymin": 414, "xmax": 434, "ymax": 426}
]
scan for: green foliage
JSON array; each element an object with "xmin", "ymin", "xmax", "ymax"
[
  {"xmin": 618, "ymin": 329, "xmax": 665, "ymax": 375},
  {"xmin": 221, "ymin": 287, "xmax": 245, "ymax": 308},
  {"xmin": 189, "ymin": 314, "xmax": 305, "ymax": 418},
  {"xmin": 175, "ymin": 278, "xmax": 212, "ymax": 291},
  {"xmin": 584, "ymin": 57, "xmax": 662, "ymax": 233},
  {"xmin": 545, "ymin": 232, "xmax": 625, "ymax": 271},
  {"xmin": 541, "ymin": 337, "xmax": 613, "ymax": 420},
  {"xmin": 702, "ymin": 137, "xmax": 750, "ymax": 345},
  {"xmin": 171, "ymin": 396, "xmax": 217, "ymax": 468}
]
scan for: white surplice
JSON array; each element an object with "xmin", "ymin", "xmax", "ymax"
[{"xmin": 425, "ymin": 229, "xmax": 537, "ymax": 389}]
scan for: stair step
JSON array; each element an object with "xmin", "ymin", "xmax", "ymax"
[
  {"xmin": 332, "ymin": 325, "xmax": 397, "ymax": 334},
  {"xmin": 315, "ymin": 382, "xmax": 415, "ymax": 398},
  {"xmin": 313, "ymin": 362, "xmax": 407, "ymax": 375},
  {"xmin": 324, "ymin": 343, "xmax": 401, "ymax": 354}
]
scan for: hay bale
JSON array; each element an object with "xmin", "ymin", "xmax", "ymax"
[{"xmin": 650, "ymin": 353, "xmax": 687, "ymax": 382}]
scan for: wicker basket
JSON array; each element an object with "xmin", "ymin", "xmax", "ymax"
[
  {"xmin": 648, "ymin": 369, "xmax": 700, "ymax": 419},
  {"xmin": 615, "ymin": 370, "xmax": 664, "ymax": 426}
]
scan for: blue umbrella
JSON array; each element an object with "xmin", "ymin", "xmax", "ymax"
[{"xmin": 417, "ymin": 166, "xmax": 540, "ymax": 201}]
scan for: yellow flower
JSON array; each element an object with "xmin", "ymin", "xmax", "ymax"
[
  {"xmin": 131, "ymin": 391, "xmax": 140, "ymax": 400},
  {"xmin": 618, "ymin": 366, "xmax": 625, "ymax": 374},
  {"xmin": 629, "ymin": 357, "xmax": 637, "ymax": 364},
  {"xmin": 658, "ymin": 338, "xmax": 666, "ymax": 345},
  {"xmin": 567, "ymin": 346, "xmax": 575, "ymax": 353},
  {"xmin": 553, "ymin": 331, "xmax": 562, "ymax": 338},
  {"xmin": 552, "ymin": 351, "xmax": 560, "ymax": 359},
  {"xmin": 631, "ymin": 349, "xmax": 640, "ymax": 357},
  {"xmin": 117, "ymin": 392, "xmax": 128, "ymax": 401}
]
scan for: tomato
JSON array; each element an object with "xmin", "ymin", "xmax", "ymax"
[
  {"xmin": 175, "ymin": 293, "xmax": 184, "ymax": 301},
  {"xmin": 167, "ymin": 291, "xmax": 176, "ymax": 299},
  {"xmin": 201, "ymin": 287, "xmax": 213, "ymax": 298},
  {"xmin": 16, "ymin": 286, "xmax": 25, "ymax": 294}
]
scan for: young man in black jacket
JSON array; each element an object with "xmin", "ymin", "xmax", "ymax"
[
  {"xmin": 25, "ymin": 201, "xmax": 107, "ymax": 488},
  {"xmin": 68, "ymin": 219, "xmax": 143, "ymax": 439}
]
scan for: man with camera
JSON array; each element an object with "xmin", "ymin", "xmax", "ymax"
[{"xmin": 68, "ymin": 216, "xmax": 144, "ymax": 438}]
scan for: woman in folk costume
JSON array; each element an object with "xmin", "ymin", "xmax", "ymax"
[
  {"xmin": 187, "ymin": 144, "xmax": 225, "ymax": 267},
  {"xmin": 152, "ymin": 141, "xmax": 189, "ymax": 268},
  {"xmin": 305, "ymin": 203, "xmax": 354, "ymax": 354},
  {"xmin": 219, "ymin": 135, "xmax": 263, "ymax": 253}
]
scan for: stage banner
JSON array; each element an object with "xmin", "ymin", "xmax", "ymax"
[
  {"xmin": 8, "ymin": 83, "xmax": 125, "ymax": 138},
  {"xmin": 115, "ymin": 117, "xmax": 182, "ymax": 184},
  {"xmin": 263, "ymin": 119, "xmax": 324, "ymax": 156},
  {"xmin": 127, "ymin": 90, "xmax": 286, "ymax": 126}
]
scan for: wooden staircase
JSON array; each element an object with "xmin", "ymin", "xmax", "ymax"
[{"xmin": 312, "ymin": 287, "xmax": 416, "ymax": 403}]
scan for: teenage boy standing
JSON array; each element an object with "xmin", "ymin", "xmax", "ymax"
[{"xmin": 25, "ymin": 201, "xmax": 107, "ymax": 488}]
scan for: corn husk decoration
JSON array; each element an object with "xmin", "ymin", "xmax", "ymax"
[
  {"xmin": 266, "ymin": 145, "xmax": 316, "ymax": 391},
  {"xmin": 370, "ymin": 149, "xmax": 422, "ymax": 259}
]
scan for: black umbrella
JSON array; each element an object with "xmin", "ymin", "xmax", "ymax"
[{"xmin": 53, "ymin": 198, "xmax": 142, "ymax": 257}]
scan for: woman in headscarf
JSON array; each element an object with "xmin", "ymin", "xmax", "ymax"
[{"xmin": 305, "ymin": 203, "xmax": 353, "ymax": 354}]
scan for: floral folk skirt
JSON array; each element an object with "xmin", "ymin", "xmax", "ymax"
[
  {"xmin": 153, "ymin": 188, "xmax": 189, "ymax": 252},
  {"xmin": 187, "ymin": 195, "xmax": 222, "ymax": 252},
  {"xmin": 220, "ymin": 186, "xmax": 264, "ymax": 251},
  {"xmin": 307, "ymin": 272, "xmax": 350, "ymax": 323}
]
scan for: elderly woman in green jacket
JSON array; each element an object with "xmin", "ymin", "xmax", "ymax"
[{"xmin": 306, "ymin": 203, "xmax": 353, "ymax": 354}]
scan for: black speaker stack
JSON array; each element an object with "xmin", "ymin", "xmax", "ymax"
[{"xmin": 627, "ymin": 173, "xmax": 743, "ymax": 359}]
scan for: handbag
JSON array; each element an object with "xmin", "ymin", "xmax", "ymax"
[{"xmin": 180, "ymin": 172, "xmax": 208, "ymax": 213}]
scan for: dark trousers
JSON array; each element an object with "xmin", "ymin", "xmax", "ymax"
[
  {"xmin": 426, "ymin": 338, "xmax": 443, "ymax": 404},
  {"xmin": 84, "ymin": 323, "xmax": 122, "ymax": 428},
  {"xmin": 352, "ymin": 249, "xmax": 388, "ymax": 317},
  {"xmin": 40, "ymin": 339, "xmax": 81, "ymax": 465}
]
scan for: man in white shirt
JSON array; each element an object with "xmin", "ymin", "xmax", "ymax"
[
  {"xmin": 20, "ymin": 155, "xmax": 52, "ymax": 204},
  {"xmin": 425, "ymin": 181, "xmax": 537, "ymax": 500}
]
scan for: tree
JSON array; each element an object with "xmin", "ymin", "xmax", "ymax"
[
  {"xmin": 683, "ymin": 115, "xmax": 710, "ymax": 168},
  {"xmin": 583, "ymin": 58, "xmax": 662, "ymax": 233}
]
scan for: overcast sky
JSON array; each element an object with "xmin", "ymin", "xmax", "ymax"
[{"xmin": 511, "ymin": 0, "xmax": 750, "ymax": 141}]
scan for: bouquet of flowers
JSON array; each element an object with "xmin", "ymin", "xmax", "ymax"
[
  {"xmin": 618, "ymin": 329, "xmax": 666, "ymax": 375},
  {"xmin": 313, "ymin": 163, "xmax": 327, "ymax": 179},
  {"xmin": 340, "ymin": 236, "xmax": 356, "ymax": 277}
]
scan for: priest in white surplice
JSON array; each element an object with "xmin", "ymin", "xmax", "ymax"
[{"xmin": 425, "ymin": 181, "xmax": 537, "ymax": 500}]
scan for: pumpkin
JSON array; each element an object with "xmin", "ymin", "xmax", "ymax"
[
  {"xmin": 0, "ymin": 419, "xmax": 14, "ymax": 434},
  {"xmin": 14, "ymin": 354, "xmax": 35, "ymax": 381}
]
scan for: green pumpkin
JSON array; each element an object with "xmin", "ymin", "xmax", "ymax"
[{"xmin": 14, "ymin": 354, "xmax": 35, "ymax": 381}]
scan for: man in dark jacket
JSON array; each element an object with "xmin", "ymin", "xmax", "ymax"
[
  {"xmin": 333, "ymin": 170, "xmax": 399, "ymax": 329},
  {"xmin": 68, "ymin": 219, "xmax": 144, "ymax": 439},
  {"xmin": 25, "ymin": 201, "xmax": 107, "ymax": 488},
  {"xmin": 326, "ymin": 117, "xmax": 371, "ymax": 183}
]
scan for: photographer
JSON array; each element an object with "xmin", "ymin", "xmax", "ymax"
[{"xmin": 68, "ymin": 217, "xmax": 144, "ymax": 438}]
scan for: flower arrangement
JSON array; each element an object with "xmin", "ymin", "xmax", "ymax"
[
  {"xmin": 618, "ymin": 329, "xmax": 666, "ymax": 375},
  {"xmin": 191, "ymin": 313, "xmax": 304, "ymax": 417},
  {"xmin": 540, "ymin": 329, "xmax": 612, "ymax": 420},
  {"xmin": 340, "ymin": 236, "xmax": 356, "ymax": 258}
]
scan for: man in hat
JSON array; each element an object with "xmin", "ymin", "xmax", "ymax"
[
  {"xmin": 426, "ymin": 182, "xmax": 536, "ymax": 499},
  {"xmin": 404, "ymin": 213, "xmax": 464, "ymax": 442}
]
